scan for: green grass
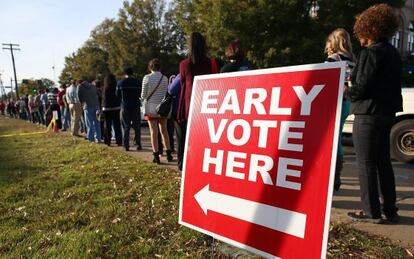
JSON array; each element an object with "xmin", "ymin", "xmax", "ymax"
[{"xmin": 0, "ymin": 116, "xmax": 409, "ymax": 258}]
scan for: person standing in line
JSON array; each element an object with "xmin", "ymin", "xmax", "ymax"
[
  {"xmin": 35, "ymin": 91, "xmax": 45, "ymax": 125},
  {"xmin": 102, "ymin": 73, "xmax": 122, "ymax": 146},
  {"xmin": 77, "ymin": 80, "xmax": 101, "ymax": 142},
  {"xmin": 220, "ymin": 39, "xmax": 251, "ymax": 73},
  {"xmin": 141, "ymin": 59, "xmax": 172, "ymax": 164},
  {"xmin": 0, "ymin": 100, "xmax": 5, "ymax": 115},
  {"xmin": 116, "ymin": 67, "xmax": 142, "ymax": 151},
  {"xmin": 48, "ymin": 87, "xmax": 62, "ymax": 129},
  {"xmin": 18, "ymin": 97, "xmax": 26, "ymax": 120},
  {"xmin": 93, "ymin": 80, "xmax": 105, "ymax": 141},
  {"xmin": 324, "ymin": 28, "xmax": 356, "ymax": 191},
  {"xmin": 41, "ymin": 88, "xmax": 50, "ymax": 125},
  {"xmin": 168, "ymin": 74, "xmax": 181, "ymax": 155},
  {"xmin": 63, "ymin": 89, "xmax": 71, "ymax": 131},
  {"xmin": 5, "ymin": 99, "xmax": 12, "ymax": 117},
  {"xmin": 28, "ymin": 95, "xmax": 40, "ymax": 123},
  {"xmin": 176, "ymin": 32, "xmax": 219, "ymax": 171},
  {"xmin": 166, "ymin": 75, "xmax": 177, "ymax": 152},
  {"xmin": 15, "ymin": 100, "xmax": 21, "ymax": 119},
  {"xmin": 24, "ymin": 94, "xmax": 31, "ymax": 122},
  {"xmin": 346, "ymin": 4, "xmax": 402, "ymax": 223},
  {"xmin": 65, "ymin": 80, "xmax": 83, "ymax": 137},
  {"xmin": 58, "ymin": 85, "xmax": 70, "ymax": 131}
]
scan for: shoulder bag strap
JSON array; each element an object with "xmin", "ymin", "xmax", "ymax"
[{"xmin": 146, "ymin": 74, "xmax": 164, "ymax": 101}]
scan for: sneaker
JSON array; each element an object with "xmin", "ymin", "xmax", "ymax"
[
  {"xmin": 385, "ymin": 214, "xmax": 400, "ymax": 223},
  {"xmin": 136, "ymin": 145, "xmax": 142, "ymax": 150},
  {"xmin": 347, "ymin": 211, "xmax": 383, "ymax": 224}
]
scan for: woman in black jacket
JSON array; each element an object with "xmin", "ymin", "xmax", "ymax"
[
  {"xmin": 102, "ymin": 73, "xmax": 122, "ymax": 146},
  {"xmin": 346, "ymin": 4, "xmax": 402, "ymax": 223}
]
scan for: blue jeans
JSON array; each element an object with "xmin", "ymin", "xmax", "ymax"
[
  {"xmin": 84, "ymin": 107, "xmax": 101, "ymax": 142},
  {"xmin": 62, "ymin": 106, "xmax": 71, "ymax": 130}
]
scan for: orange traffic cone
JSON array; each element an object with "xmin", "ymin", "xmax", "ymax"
[{"xmin": 53, "ymin": 120, "xmax": 59, "ymax": 133}]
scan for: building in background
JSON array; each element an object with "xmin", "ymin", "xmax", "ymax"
[{"xmin": 394, "ymin": 1, "xmax": 414, "ymax": 58}]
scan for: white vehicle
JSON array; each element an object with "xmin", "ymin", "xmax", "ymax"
[{"xmin": 343, "ymin": 87, "xmax": 414, "ymax": 164}]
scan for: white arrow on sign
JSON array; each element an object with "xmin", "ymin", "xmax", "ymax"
[{"xmin": 194, "ymin": 184, "xmax": 307, "ymax": 238}]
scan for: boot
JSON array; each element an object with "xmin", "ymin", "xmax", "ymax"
[
  {"xmin": 166, "ymin": 150, "xmax": 173, "ymax": 162},
  {"xmin": 153, "ymin": 152, "xmax": 160, "ymax": 164}
]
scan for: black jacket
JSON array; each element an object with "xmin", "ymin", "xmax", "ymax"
[
  {"xmin": 220, "ymin": 60, "xmax": 251, "ymax": 73},
  {"xmin": 347, "ymin": 42, "xmax": 403, "ymax": 116},
  {"xmin": 116, "ymin": 77, "xmax": 142, "ymax": 109}
]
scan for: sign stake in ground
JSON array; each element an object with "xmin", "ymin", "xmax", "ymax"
[{"xmin": 179, "ymin": 62, "xmax": 346, "ymax": 258}]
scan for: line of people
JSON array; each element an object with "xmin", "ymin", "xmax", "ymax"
[
  {"xmin": 1, "ymin": 34, "xmax": 251, "ymax": 168},
  {"xmin": 0, "ymin": 3, "xmax": 402, "ymax": 225},
  {"xmin": 2, "ymin": 88, "xmax": 71, "ymax": 129}
]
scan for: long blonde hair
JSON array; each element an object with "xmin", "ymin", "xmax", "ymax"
[{"xmin": 325, "ymin": 28, "xmax": 355, "ymax": 61}]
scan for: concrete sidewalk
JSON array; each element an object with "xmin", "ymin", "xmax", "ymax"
[
  {"xmin": 105, "ymin": 126, "xmax": 414, "ymax": 254},
  {"xmin": 332, "ymin": 148, "xmax": 414, "ymax": 252}
]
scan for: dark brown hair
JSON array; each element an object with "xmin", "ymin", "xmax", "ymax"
[
  {"xmin": 353, "ymin": 3, "xmax": 399, "ymax": 42},
  {"xmin": 148, "ymin": 58, "xmax": 161, "ymax": 72},
  {"xmin": 225, "ymin": 39, "xmax": 244, "ymax": 61},
  {"xmin": 103, "ymin": 73, "xmax": 117, "ymax": 91},
  {"xmin": 123, "ymin": 67, "xmax": 133, "ymax": 76},
  {"xmin": 188, "ymin": 32, "xmax": 207, "ymax": 64}
]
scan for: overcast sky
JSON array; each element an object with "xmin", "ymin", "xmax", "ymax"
[{"xmin": 0, "ymin": 0, "xmax": 124, "ymax": 89}]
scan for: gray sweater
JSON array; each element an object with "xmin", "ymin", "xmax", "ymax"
[{"xmin": 77, "ymin": 82, "xmax": 100, "ymax": 110}]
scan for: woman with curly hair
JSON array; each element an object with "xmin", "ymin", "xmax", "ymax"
[{"xmin": 346, "ymin": 4, "xmax": 403, "ymax": 223}]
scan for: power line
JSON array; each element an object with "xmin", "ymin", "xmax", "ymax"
[{"xmin": 2, "ymin": 43, "xmax": 20, "ymax": 99}]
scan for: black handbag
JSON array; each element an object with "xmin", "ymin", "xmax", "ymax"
[{"xmin": 156, "ymin": 92, "xmax": 173, "ymax": 118}]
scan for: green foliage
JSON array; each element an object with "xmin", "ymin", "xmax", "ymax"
[
  {"xmin": 174, "ymin": 0, "xmax": 405, "ymax": 68},
  {"xmin": 59, "ymin": 0, "xmax": 185, "ymax": 86},
  {"xmin": 19, "ymin": 78, "xmax": 55, "ymax": 96},
  {"xmin": 60, "ymin": 0, "xmax": 406, "ymax": 84}
]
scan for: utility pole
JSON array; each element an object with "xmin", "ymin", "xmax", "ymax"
[{"xmin": 2, "ymin": 43, "xmax": 20, "ymax": 99}]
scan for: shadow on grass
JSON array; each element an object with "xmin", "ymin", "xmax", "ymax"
[
  {"xmin": 0, "ymin": 163, "xmax": 46, "ymax": 187},
  {"xmin": 0, "ymin": 135, "xmax": 47, "ymax": 187}
]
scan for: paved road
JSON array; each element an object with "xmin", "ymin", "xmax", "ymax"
[{"xmin": 116, "ymin": 126, "xmax": 414, "ymax": 251}]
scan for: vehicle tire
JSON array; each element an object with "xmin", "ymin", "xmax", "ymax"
[{"xmin": 390, "ymin": 119, "xmax": 414, "ymax": 164}]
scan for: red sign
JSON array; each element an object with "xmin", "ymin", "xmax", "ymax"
[{"xmin": 179, "ymin": 62, "xmax": 345, "ymax": 258}]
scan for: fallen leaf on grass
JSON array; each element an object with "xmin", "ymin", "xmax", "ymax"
[
  {"xmin": 111, "ymin": 218, "xmax": 121, "ymax": 224},
  {"xmin": 406, "ymin": 249, "xmax": 414, "ymax": 257}
]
